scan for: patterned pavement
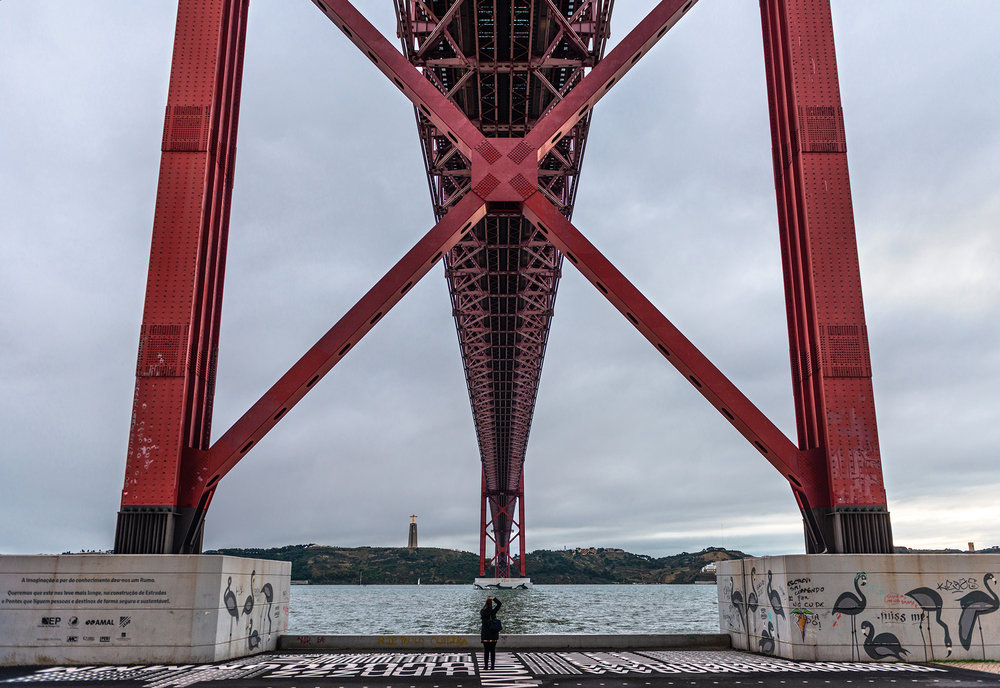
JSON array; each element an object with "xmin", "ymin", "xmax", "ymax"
[{"xmin": 2, "ymin": 650, "xmax": 999, "ymax": 687}]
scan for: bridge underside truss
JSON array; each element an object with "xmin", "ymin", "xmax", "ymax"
[
  {"xmin": 396, "ymin": 0, "xmax": 611, "ymax": 576},
  {"xmin": 115, "ymin": 0, "xmax": 893, "ymax": 561}
]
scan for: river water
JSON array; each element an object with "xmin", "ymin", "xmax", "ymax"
[{"xmin": 289, "ymin": 584, "xmax": 720, "ymax": 635}]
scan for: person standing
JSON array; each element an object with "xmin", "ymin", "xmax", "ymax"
[{"xmin": 480, "ymin": 596, "xmax": 502, "ymax": 670}]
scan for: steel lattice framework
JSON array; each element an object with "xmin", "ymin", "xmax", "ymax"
[
  {"xmin": 115, "ymin": 0, "xmax": 894, "ymax": 562},
  {"xmin": 395, "ymin": 0, "xmax": 611, "ymax": 577}
]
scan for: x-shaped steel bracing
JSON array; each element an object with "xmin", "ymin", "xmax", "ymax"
[{"xmin": 179, "ymin": 0, "xmax": 829, "ymax": 547}]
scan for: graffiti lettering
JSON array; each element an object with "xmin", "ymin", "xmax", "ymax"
[
  {"xmin": 937, "ymin": 578, "xmax": 979, "ymax": 593},
  {"xmin": 876, "ymin": 610, "xmax": 921, "ymax": 625},
  {"xmin": 884, "ymin": 594, "xmax": 918, "ymax": 607}
]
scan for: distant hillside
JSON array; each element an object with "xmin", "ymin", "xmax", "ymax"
[
  {"xmin": 526, "ymin": 547, "xmax": 750, "ymax": 584},
  {"xmin": 207, "ymin": 545, "xmax": 751, "ymax": 584},
  {"xmin": 208, "ymin": 545, "xmax": 478, "ymax": 585}
]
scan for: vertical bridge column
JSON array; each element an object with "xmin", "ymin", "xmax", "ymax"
[
  {"xmin": 760, "ymin": 0, "xmax": 892, "ymax": 553},
  {"xmin": 115, "ymin": 0, "xmax": 249, "ymax": 554},
  {"xmin": 479, "ymin": 470, "xmax": 526, "ymax": 578}
]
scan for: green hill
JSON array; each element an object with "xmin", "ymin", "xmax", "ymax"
[
  {"xmin": 207, "ymin": 544, "xmax": 750, "ymax": 584},
  {"xmin": 526, "ymin": 546, "xmax": 749, "ymax": 584}
]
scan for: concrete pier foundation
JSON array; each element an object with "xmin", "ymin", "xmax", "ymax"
[
  {"xmin": 0, "ymin": 555, "xmax": 290, "ymax": 666},
  {"xmin": 717, "ymin": 554, "xmax": 1000, "ymax": 662}
]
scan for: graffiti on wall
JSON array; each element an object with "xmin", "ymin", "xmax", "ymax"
[
  {"xmin": 221, "ymin": 569, "xmax": 284, "ymax": 653},
  {"xmin": 720, "ymin": 563, "xmax": 1000, "ymax": 662}
]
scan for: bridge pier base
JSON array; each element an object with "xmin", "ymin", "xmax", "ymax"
[
  {"xmin": 0, "ymin": 555, "xmax": 289, "ymax": 666},
  {"xmin": 718, "ymin": 555, "xmax": 1000, "ymax": 662}
]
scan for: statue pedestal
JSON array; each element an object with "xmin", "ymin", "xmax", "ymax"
[
  {"xmin": 0, "ymin": 554, "xmax": 289, "ymax": 666},
  {"xmin": 718, "ymin": 554, "xmax": 1000, "ymax": 662}
]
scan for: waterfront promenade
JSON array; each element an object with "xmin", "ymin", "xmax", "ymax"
[{"xmin": 2, "ymin": 649, "xmax": 999, "ymax": 687}]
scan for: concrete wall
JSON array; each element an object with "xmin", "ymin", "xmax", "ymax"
[
  {"xmin": 278, "ymin": 633, "xmax": 732, "ymax": 651},
  {"xmin": 0, "ymin": 554, "xmax": 290, "ymax": 665},
  {"xmin": 717, "ymin": 555, "xmax": 1000, "ymax": 662}
]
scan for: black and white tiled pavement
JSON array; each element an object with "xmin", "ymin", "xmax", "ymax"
[{"xmin": 2, "ymin": 651, "xmax": 998, "ymax": 687}]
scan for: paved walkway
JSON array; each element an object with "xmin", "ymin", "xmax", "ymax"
[{"xmin": 2, "ymin": 650, "xmax": 999, "ymax": 687}]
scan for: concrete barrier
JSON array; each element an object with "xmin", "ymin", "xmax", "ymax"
[
  {"xmin": 278, "ymin": 633, "xmax": 731, "ymax": 651},
  {"xmin": 718, "ymin": 554, "xmax": 1000, "ymax": 662},
  {"xmin": 0, "ymin": 554, "xmax": 290, "ymax": 665}
]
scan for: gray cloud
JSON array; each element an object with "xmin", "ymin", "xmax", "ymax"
[{"xmin": 1, "ymin": 2, "xmax": 997, "ymax": 559}]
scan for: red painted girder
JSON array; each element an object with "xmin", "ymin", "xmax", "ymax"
[
  {"xmin": 121, "ymin": 0, "xmax": 249, "ymax": 508},
  {"xmin": 542, "ymin": 0, "xmax": 595, "ymax": 60},
  {"xmin": 521, "ymin": 192, "xmax": 827, "ymax": 499},
  {"xmin": 479, "ymin": 470, "xmax": 488, "ymax": 576},
  {"xmin": 759, "ymin": 0, "xmax": 887, "ymax": 510},
  {"xmin": 760, "ymin": 0, "xmax": 817, "ymax": 453},
  {"xmin": 524, "ymin": 0, "xmax": 699, "ymax": 162},
  {"xmin": 399, "ymin": 2, "xmax": 606, "ymax": 220},
  {"xmin": 445, "ymin": 221, "xmax": 562, "ymax": 501},
  {"xmin": 518, "ymin": 473, "xmax": 526, "ymax": 576},
  {"xmin": 309, "ymin": 0, "xmax": 486, "ymax": 158},
  {"xmin": 412, "ymin": 0, "xmax": 467, "ymax": 62},
  {"xmin": 178, "ymin": 193, "xmax": 488, "ymax": 506}
]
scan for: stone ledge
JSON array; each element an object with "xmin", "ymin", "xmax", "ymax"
[{"xmin": 278, "ymin": 633, "xmax": 732, "ymax": 651}]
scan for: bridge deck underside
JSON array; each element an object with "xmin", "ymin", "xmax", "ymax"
[{"xmin": 395, "ymin": 0, "xmax": 612, "ymax": 553}]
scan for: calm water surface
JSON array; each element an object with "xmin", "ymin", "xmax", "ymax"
[{"xmin": 290, "ymin": 584, "xmax": 720, "ymax": 635}]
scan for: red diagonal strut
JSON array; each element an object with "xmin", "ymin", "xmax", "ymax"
[
  {"xmin": 180, "ymin": 193, "xmax": 487, "ymax": 508},
  {"xmin": 520, "ymin": 192, "xmax": 830, "ymax": 530},
  {"xmin": 310, "ymin": 0, "xmax": 486, "ymax": 157},
  {"xmin": 523, "ymin": 0, "xmax": 699, "ymax": 162}
]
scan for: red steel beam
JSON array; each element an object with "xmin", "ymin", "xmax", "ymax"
[
  {"xmin": 115, "ymin": 0, "xmax": 249, "ymax": 554},
  {"xmin": 523, "ymin": 0, "xmax": 699, "ymax": 162},
  {"xmin": 309, "ymin": 0, "xmax": 486, "ymax": 157},
  {"xmin": 479, "ymin": 470, "xmax": 488, "ymax": 577},
  {"xmin": 518, "ymin": 472, "xmax": 526, "ymax": 577},
  {"xmin": 521, "ymin": 192, "xmax": 828, "ymax": 506},
  {"xmin": 181, "ymin": 193, "xmax": 488, "ymax": 507},
  {"xmin": 759, "ymin": 0, "xmax": 890, "ymax": 552}
]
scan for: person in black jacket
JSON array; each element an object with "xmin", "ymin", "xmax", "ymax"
[{"xmin": 479, "ymin": 596, "xmax": 502, "ymax": 670}]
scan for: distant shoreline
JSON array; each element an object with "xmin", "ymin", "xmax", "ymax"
[{"xmin": 206, "ymin": 544, "xmax": 744, "ymax": 585}]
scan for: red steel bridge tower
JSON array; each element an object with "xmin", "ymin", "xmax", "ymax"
[{"xmin": 116, "ymin": 0, "xmax": 893, "ymax": 560}]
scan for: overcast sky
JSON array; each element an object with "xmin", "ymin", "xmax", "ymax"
[{"xmin": 1, "ymin": 2, "xmax": 997, "ymax": 561}]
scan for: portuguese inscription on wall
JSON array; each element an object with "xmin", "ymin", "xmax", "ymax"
[{"xmin": 3, "ymin": 574, "xmax": 171, "ymax": 608}]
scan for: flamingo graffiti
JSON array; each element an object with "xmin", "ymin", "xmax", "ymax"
[
  {"xmin": 861, "ymin": 621, "xmax": 909, "ymax": 661},
  {"xmin": 728, "ymin": 577, "xmax": 747, "ymax": 634},
  {"xmin": 833, "ymin": 571, "xmax": 868, "ymax": 661},
  {"xmin": 758, "ymin": 621, "xmax": 775, "ymax": 655},
  {"xmin": 766, "ymin": 570, "xmax": 784, "ymax": 646},
  {"xmin": 247, "ymin": 617, "xmax": 261, "ymax": 651},
  {"xmin": 747, "ymin": 568, "xmax": 759, "ymax": 636},
  {"xmin": 904, "ymin": 586, "xmax": 952, "ymax": 661},
  {"xmin": 957, "ymin": 572, "xmax": 999, "ymax": 659},
  {"xmin": 242, "ymin": 569, "xmax": 256, "ymax": 617},
  {"xmin": 223, "ymin": 576, "xmax": 239, "ymax": 641},
  {"xmin": 261, "ymin": 581, "xmax": 274, "ymax": 635}
]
